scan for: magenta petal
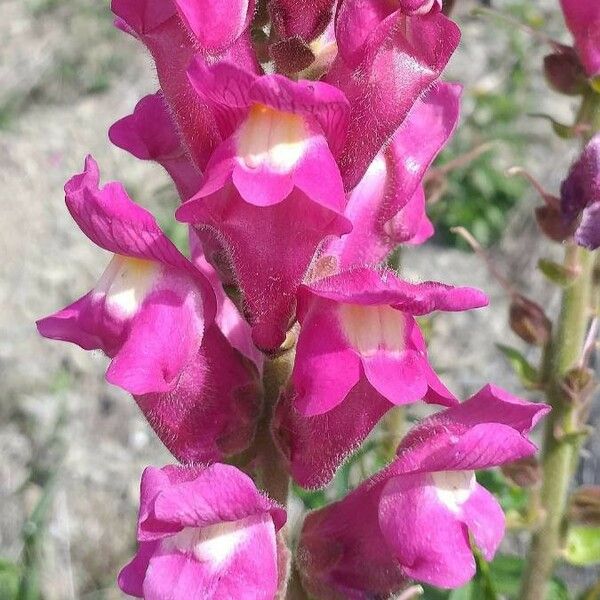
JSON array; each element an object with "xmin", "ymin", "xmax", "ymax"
[
  {"xmin": 292, "ymin": 300, "xmax": 362, "ymax": 416},
  {"xmin": 111, "ymin": 1, "xmax": 225, "ymax": 170},
  {"xmin": 148, "ymin": 464, "xmax": 286, "ymax": 535},
  {"xmin": 142, "ymin": 515, "xmax": 278, "ymax": 600},
  {"xmin": 36, "ymin": 293, "xmax": 106, "ymax": 352},
  {"xmin": 274, "ymin": 380, "xmax": 391, "ymax": 488},
  {"xmin": 64, "ymin": 157, "xmax": 215, "ymax": 315},
  {"xmin": 249, "ymin": 75, "xmax": 350, "ymax": 156},
  {"xmin": 109, "ymin": 92, "xmax": 201, "ymax": 200},
  {"xmin": 195, "ymin": 106, "xmax": 346, "ymax": 210},
  {"xmin": 304, "ymin": 267, "xmax": 488, "ymax": 314},
  {"xmin": 422, "ymin": 360, "xmax": 458, "ymax": 408},
  {"xmin": 138, "ymin": 465, "xmax": 208, "ymax": 540},
  {"xmin": 134, "ymin": 324, "xmax": 260, "ymax": 463},
  {"xmin": 232, "ymin": 160, "xmax": 295, "ymax": 206},
  {"xmin": 324, "ymin": 83, "xmax": 459, "ymax": 267},
  {"xmin": 106, "ymin": 290, "xmax": 201, "ymax": 395},
  {"xmin": 208, "ymin": 516, "xmax": 278, "ymax": 600},
  {"xmin": 387, "ymin": 83, "xmax": 461, "ymax": 209},
  {"xmin": 298, "ymin": 482, "xmax": 405, "ymax": 599},
  {"xmin": 392, "ymin": 187, "xmax": 435, "ymax": 246},
  {"xmin": 328, "ymin": 10, "xmax": 460, "ymax": 188},
  {"xmin": 378, "ymin": 473, "xmax": 476, "ymax": 588},
  {"xmin": 450, "ymin": 384, "xmax": 551, "ymax": 434},
  {"xmin": 111, "ymin": 0, "xmax": 176, "ymax": 36},
  {"xmin": 178, "ymin": 185, "xmax": 350, "ymax": 351},
  {"xmin": 187, "ymin": 57, "xmax": 255, "ymax": 114},
  {"xmin": 174, "ymin": 0, "xmax": 254, "ymax": 53},
  {"xmin": 335, "ymin": 0, "xmax": 396, "ymax": 65},
  {"xmin": 462, "ymin": 484, "xmax": 505, "ymax": 561},
  {"xmin": 118, "ymin": 540, "xmax": 159, "ymax": 597},
  {"xmin": 560, "ymin": 0, "xmax": 600, "ymax": 77},
  {"xmin": 362, "ymin": 350, "xmax": 429, "ymax": 407},
  {"xmin": 143, "ymin": 551, "xmax": 204, "ymax": 599},
  {"xmin": 392, "ymin": 385, "xmax": 550, "ymax": 474}
]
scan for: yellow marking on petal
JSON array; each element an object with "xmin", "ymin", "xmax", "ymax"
[
  {"xmin": 237, "ymin": 103, "xmax": 307, "ymax": 172},
  {"xmin": 339, "ymin": 304, "xmax": 406, "ymax": 356},
  {"xmin": 95, "ymin": 255, "xmax": 158, "ymax": 318}
]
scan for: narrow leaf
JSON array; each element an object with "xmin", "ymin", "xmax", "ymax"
[
  {"xmin": 538, "ymin": 259, "xmax": 579, "ymax": 287},
  {"xmin": 496, "ymin": 344, "xmax": 540, "ymax": 389}
]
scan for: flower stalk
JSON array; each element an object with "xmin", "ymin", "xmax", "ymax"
[
  {"xmin": 520, "ymin": 245, "xmax": 593, "ymax": 600},
  {"xmin": 521, "ymin": 84, "xmax": 600, "ymax": 599}
]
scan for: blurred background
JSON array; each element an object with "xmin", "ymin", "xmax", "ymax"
[{"xmin": 0, "ymin": 0, "xmax": 598, "ymax": 598}]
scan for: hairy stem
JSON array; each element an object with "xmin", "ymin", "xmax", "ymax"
[
  {"xmin": 254, "ymin": 345, "xmax": 296, "ymax": 507},
  {"xmin": 520, "ymin": 245, "xmax": 593, "ymax": 600}
]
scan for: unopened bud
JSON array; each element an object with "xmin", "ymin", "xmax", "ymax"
[
  {"xmin": 509, "ymin": 295, "xmax": 552, "ymax": 346},
  {"xmin": 561, "ymin": 367, "xmax": 596, "ymax": 405},
  {"xmin": 501, "ymin": 455, "xmax": 541, "ymax": 488},
  {"xmin": 569, "ymin": 486, "xmax": 600, "ymax": 526},
  {"xmin": 544, "ymin": 49, "xmax": 587, "ymax": 96},
  {"xmin": 270, "ymin": 37, "xmax": 315, "ymax": 75},
  {"xmin": 535, "ymin": 205, "xmax": 577, "ymax": 242}
]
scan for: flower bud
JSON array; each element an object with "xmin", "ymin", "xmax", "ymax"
[
  {"xmin": 501, "ymin": 456, "xmax": 541, "ymax": 488},
  {"xmin": 569, "ymin": 486, "xmax": 600, "ymax": 526},
  {"xmin": 561, "ymin": 367, "xmax": 596, "ymax": 405},
  {"xmin": 270, "ymin": 36, "xmax": 316, "ymax": 74},
  {"xmin": 509, "ymin": 295, "xmax": 552, "ymax": 346},
  {"xmin": 544, "ymin": 49, "xmax": 587, "ymax": 96},
  {"xmin": 535, "ymin": 204, "xmax": 577, "ymax": 242}
]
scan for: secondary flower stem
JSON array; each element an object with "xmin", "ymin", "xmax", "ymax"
[{"xmin": 520, "ymin": 244, "xmax": 593, "ymax": 600}]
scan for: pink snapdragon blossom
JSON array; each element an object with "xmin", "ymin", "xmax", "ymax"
[
  {"xmin": 109, "ymin": 91, "xmax": 238, "ymax": 286},
  {"xmin": 177, "ymin": 63, "xmax": 352, "ymax": 351},
  {"xmin": 297, "ymin": 386, "xmax": 550, "ymax": 597},
  {"xmin": 273, "ymin": 268, "xmax": 488, "ymax": 488},
  {"xmin": 109, "ymin": 91, "xmax": 201, "ymax": 200},
  {"xmin": 292, "ymin": 267, "xmax": 488, "ymax": 417},
  {"xmin": 274, "ymin": 378, "xmax": 395, "ymax": 488},
  {"xmin": 36, "ymin": 158, "xmax": 262, "ymax": 463},
  {"xmin": 109, "ymin": 91, "xmax": 260, "ymax": 364},
  {"xmin": 560, "ymin": 133, "xmax": 600, "ymax": 250},
  {"xmin": 559, "ymin": 0, "xmax": 600, "ymax": 78},
  {"xmin": 119, "ymin": 464, "xmax": 286, "ymax": 599},
  {"xmin": 329, "ymin": 0, "xmax": 460, "ymax": 188},
  {"xmin": 111, "ymin": 0, "xmax": 259, "ymax": 171},
  {"xmin": 325, "ymin": 82, "xmax": 461, "ymax": 269}
]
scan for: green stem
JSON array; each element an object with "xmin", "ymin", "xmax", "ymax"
[
  {"xmin": 254, "ymin": 346, "xmax": 296, "ymax": 507},
  {"xmin": 519, "ymin": 245, "xmax": 593, "ymax": 600}
]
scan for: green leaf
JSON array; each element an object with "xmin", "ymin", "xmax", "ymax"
[
  {"xmin": 292, "ymin": 485, "xmax": 328, "ymax": 511},
  {"xmin": 565, "ymin": 526, "xmax": 600, "ymax": 566},
  {"xmin": 496, "ymin": 344, "xmax": 540, "ymax": 389},
  {"xmin": 538, "ymin": 259, "xmax": 579, "ymax": 287},
  {"xmin": 528, "ymin": 113, "xmax": 578, "ymax": 139}
]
